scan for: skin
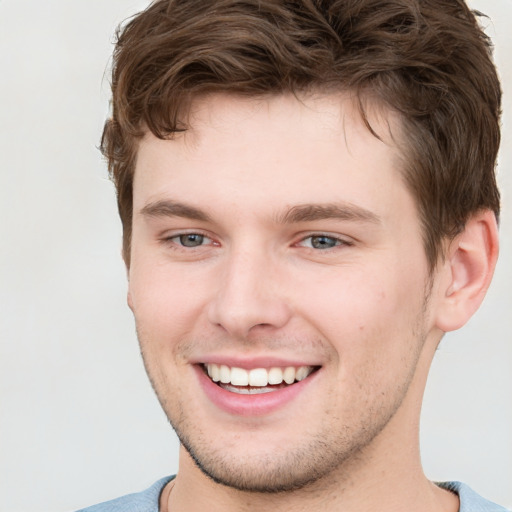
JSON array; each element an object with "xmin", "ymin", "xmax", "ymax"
[{"xmin": 127, "ymin": 93, "xmax": 498, "ymax": 512}]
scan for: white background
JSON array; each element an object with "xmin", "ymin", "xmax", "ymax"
[{"xmin": 0, "ymin": 1, "xmax": 510, "ymax": 510}]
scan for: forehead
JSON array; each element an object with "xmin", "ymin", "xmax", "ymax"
[{"xmin": 133, "ymin": 92, "xmax": 410, "ymax": 221}]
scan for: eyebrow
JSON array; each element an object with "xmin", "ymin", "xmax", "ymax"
[
  {"xmin": 140, "ymin": 199, "xmax": 380, "ymax": 225},
  {"xmin": 277, "ymin": 203, "xmax": 381, "ymax": 225},
  {"xmin": 140, "ymin": 200, "xmax": 212, "ymax": 222}
]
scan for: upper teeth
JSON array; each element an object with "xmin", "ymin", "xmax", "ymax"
[{"xmin": 205, "ymin": 363, "xmax": 314, "ymax": 387}]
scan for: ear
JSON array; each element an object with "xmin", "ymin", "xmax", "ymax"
[
  {"xmin": 122, "ymin": 248, "xmax": 135, "ymax": 311},
  {"xmin": 127, "ymin": 289, "xmax": 134, "ymax": 311},
  {"xmin": 434, "ymin": 210, "xmax": 499, "ymax": 332}
]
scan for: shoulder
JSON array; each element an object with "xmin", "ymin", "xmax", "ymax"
[
  {"xmin": 75, "ymin": 476, "xmax": 175, "ymax": 512},
  {"xmin": 438, "ymin": 481, "xmax": 510, "ymax": 512}
]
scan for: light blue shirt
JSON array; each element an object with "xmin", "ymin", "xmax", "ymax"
[{"xmin": 75, "ymin": 477, "xmax": 510, "ymax": 512}]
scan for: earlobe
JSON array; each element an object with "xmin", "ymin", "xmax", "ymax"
[{"xmin": 434, "ymin": 210, "xmax": 499, "ymax": 332}]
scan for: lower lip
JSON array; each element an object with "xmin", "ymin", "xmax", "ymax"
[{"xmin": 194, "ymin": 365, "xmax": 319, "ymax": 417}]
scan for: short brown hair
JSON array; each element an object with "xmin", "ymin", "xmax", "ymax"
[{"xmin": 101, "ymin": 0, "xmax": 501, "ymax": 269}]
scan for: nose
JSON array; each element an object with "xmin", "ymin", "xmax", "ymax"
[{"xmin": 207, "ymin": 246, "xmax": 292, "ymax": 339}]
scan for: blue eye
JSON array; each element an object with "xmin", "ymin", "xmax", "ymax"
[
  {"xmin": 310, "ymin": 235, "xmax": 339, "ymax": 249},
  {"xmin": 174, "ymin": 234, "xmax": 208, "ymax": 247},
  {"xmin": 301, "ymin": 235, "xmax": 345, "ymax": 249}
]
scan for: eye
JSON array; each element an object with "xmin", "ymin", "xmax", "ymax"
[
  {"xmin": 170, "ymin": 233, "xmax": 212, "ymax": 247},
  {"xmin": 299, "ymin": 234, "xmax": 348, "ymax": 250}
]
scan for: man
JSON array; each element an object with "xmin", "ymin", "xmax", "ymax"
[{"xmin": 78, "ymin": 0, "xmax": 508, "ymax": 510}]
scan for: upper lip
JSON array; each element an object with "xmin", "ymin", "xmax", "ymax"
[{"xmin": 190, "ymin": 354, "xmax": 322, "ymax": 370}]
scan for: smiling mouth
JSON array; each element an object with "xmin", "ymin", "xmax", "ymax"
[{"xmin": 202, "ymin": 363, "xmax": 319, "ymax": 395}]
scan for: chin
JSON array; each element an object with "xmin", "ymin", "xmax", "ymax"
[
  {"xmin": 178, "ymin": 429, "xmax": 344, "ymax": 493},
  {"xmin": 166, "ymin": 404, "xmax": 394, "ymax": 494}
]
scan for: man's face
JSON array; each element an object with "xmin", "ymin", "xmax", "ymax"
[{"xmin": 128, "ymin": 93, "xmax": 441, "ymax": 491}]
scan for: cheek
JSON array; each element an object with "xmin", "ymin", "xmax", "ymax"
[
  {"xmin": 297, "ymin": 266, "xmax": 387, "ymax": 324},
  {"xmin": 296, "ymin": 264, "xmax": 426, "ymax": 358},
  {"xmin": 128, "ymin": 261, "xmax": 213, "ymax": 344}
]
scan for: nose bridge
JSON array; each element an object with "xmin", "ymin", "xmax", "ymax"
[{"xmin": 207, "ymin": 241, "xmax": 290, "ymax": 338}]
